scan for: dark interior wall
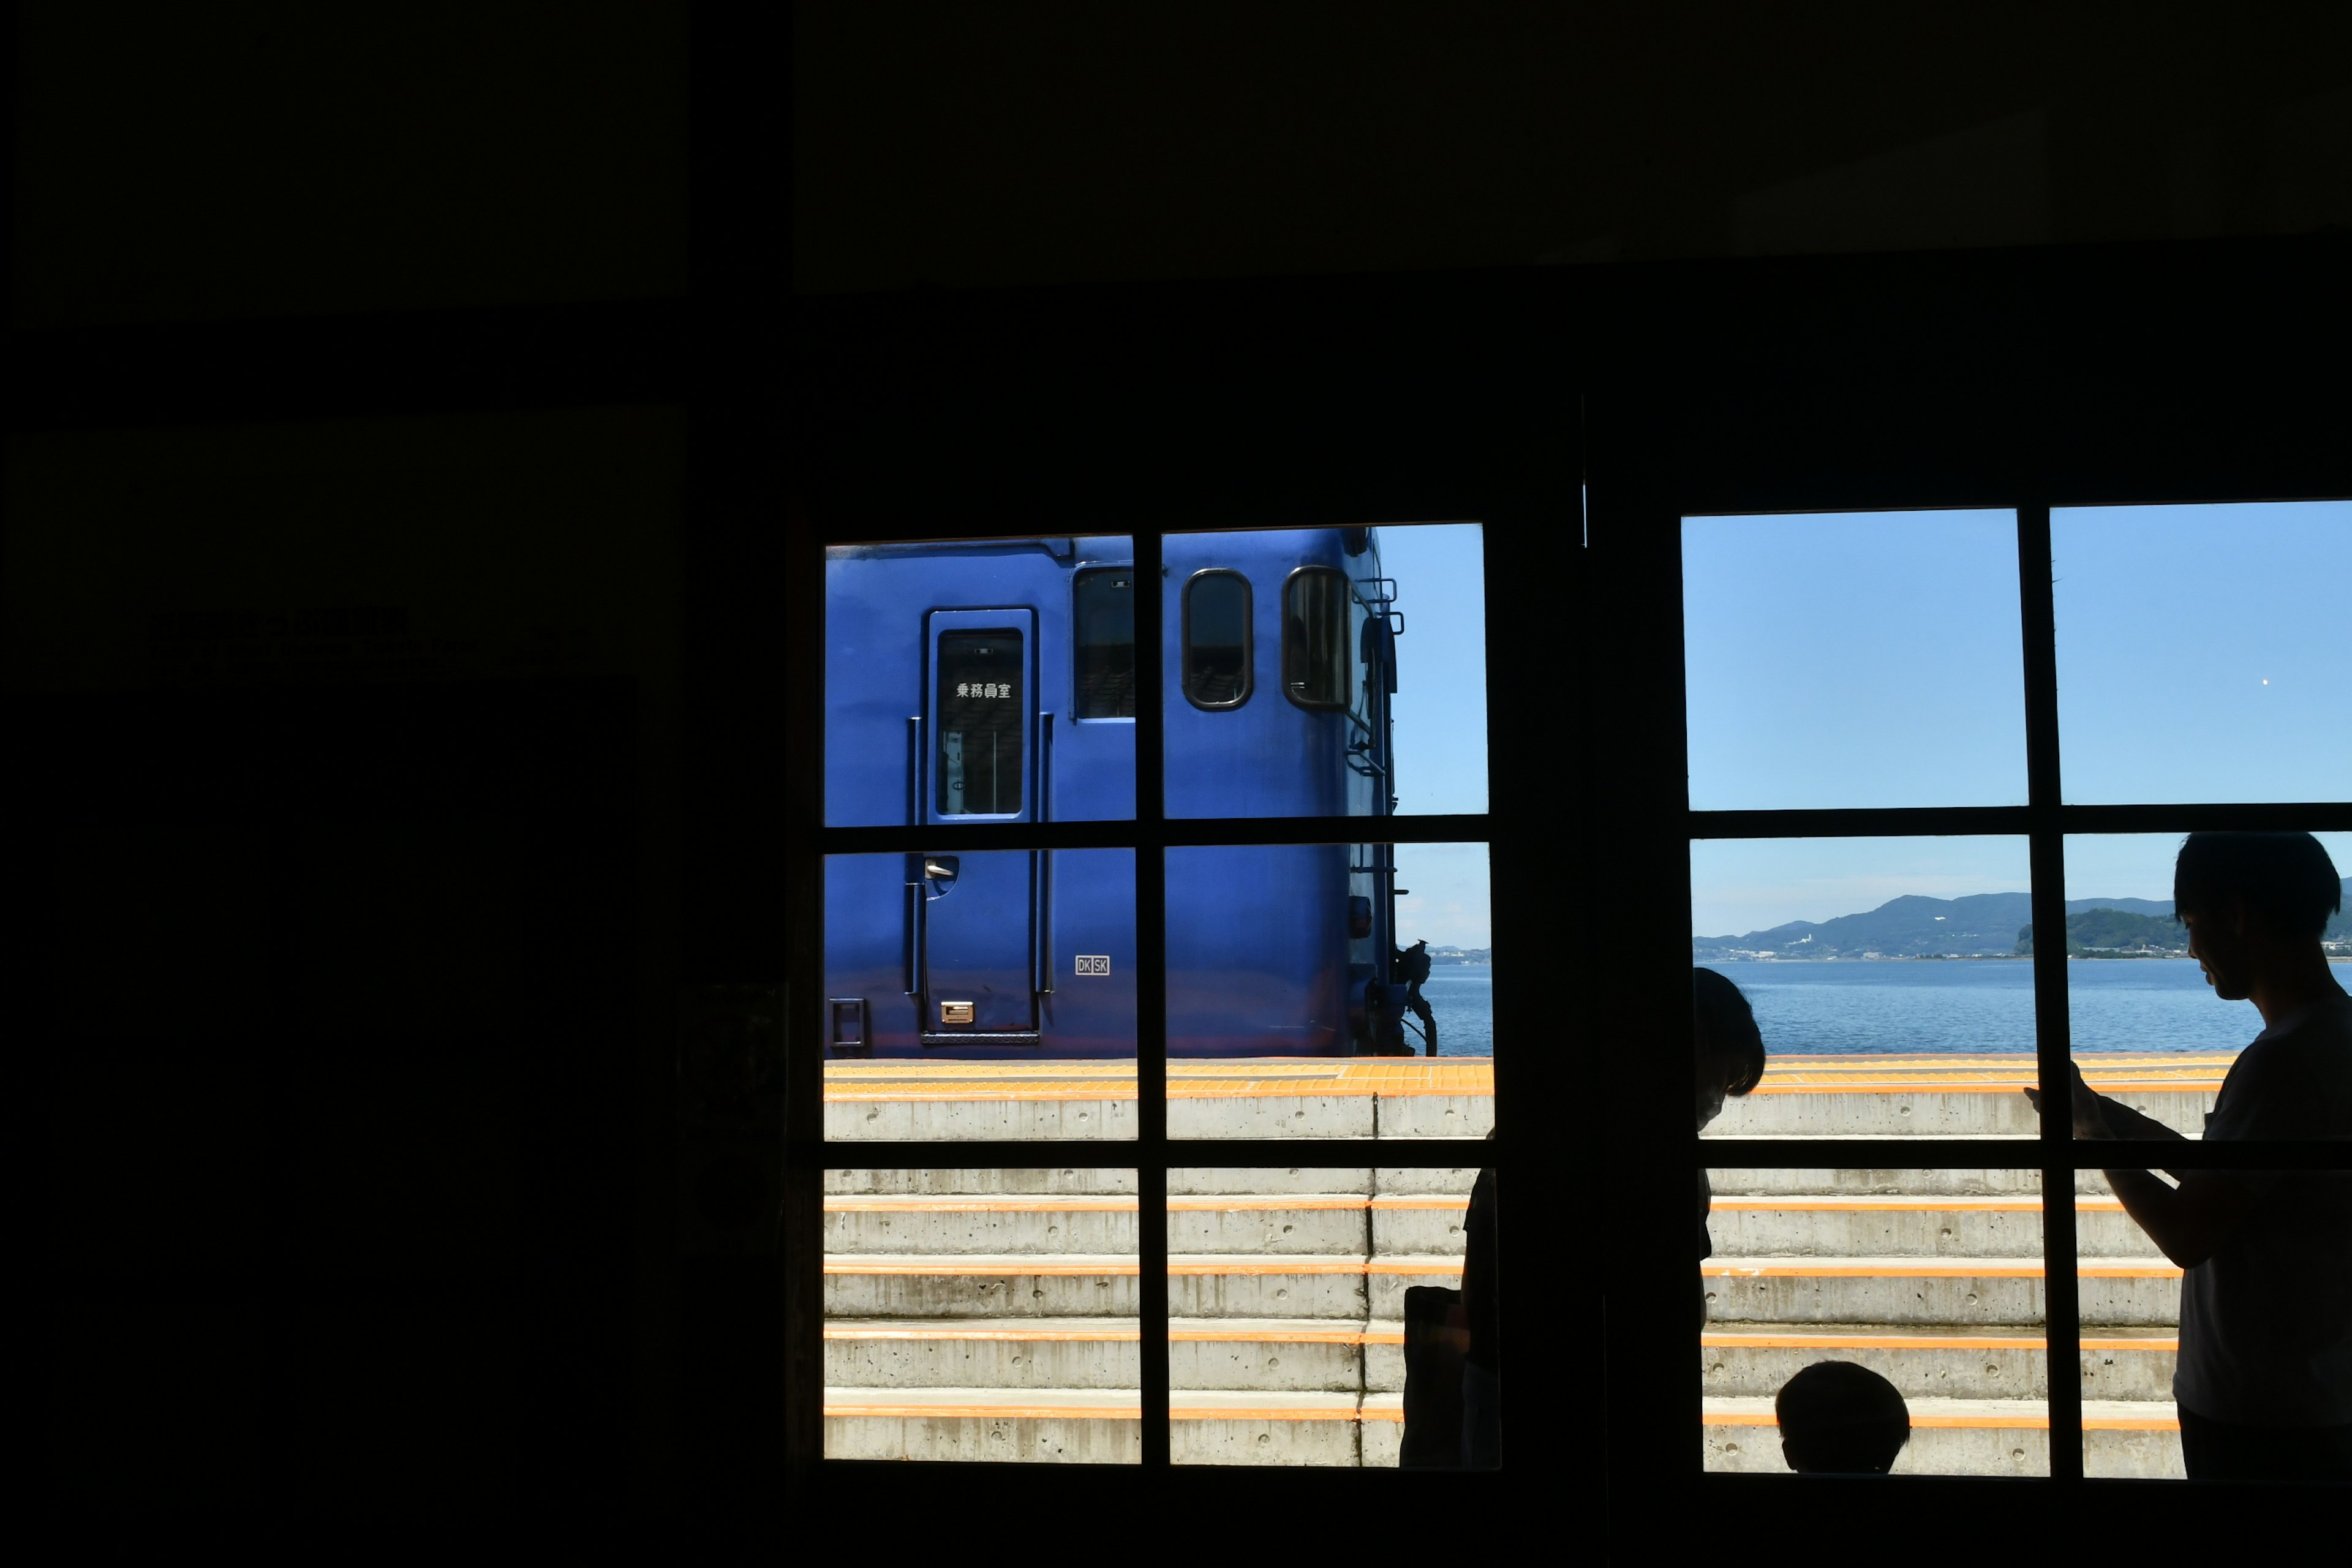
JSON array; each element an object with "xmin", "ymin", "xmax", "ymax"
[
  {"xmin": 9, "ymin": 4, "xmax": 707, "ymax": 1518},
  {"xmin": 794, "ymin": 2, "xmax": 2349, "ymax": 292},
  {"xmin": 9, "ymin": 1, "xmax": 690, "ymax": 326},
  {"xmin": 12, "ymin": 410, "xmax": 690, "ymax": 1514}
]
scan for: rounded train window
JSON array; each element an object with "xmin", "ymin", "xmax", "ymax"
[
  {"xmin": 1283, "ymin": 566, "xmax": 1351, "ymax": 710},
  {"xmin": 1182, "ymin": 570, "xmax": 1253, "ymax": 709}
]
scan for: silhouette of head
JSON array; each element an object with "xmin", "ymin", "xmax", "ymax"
[
  {"xmin": 1694, "ymin": 968, "xmax": 1766, "ymax": 1131},
  {"xmin": 2173, "ymin": 832, "xmax": 2342, "ymax": 1001},
  {"xmin": 1776, "ymin": 1360, "xmax": 1910, "ymax": 1474}
]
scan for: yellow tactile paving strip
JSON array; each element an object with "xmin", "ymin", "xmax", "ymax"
[
  {"xmin": 1751, "ymin": 1052, "xmax": 2232, "ymax": 1095},
  {"xmin": 824, "ymin": 1057, "xmax": 1493, "ymax": 1101},
  {"xmin": 824, "ymin": 1052, "xmax": 2233, "ymax": 1101}
]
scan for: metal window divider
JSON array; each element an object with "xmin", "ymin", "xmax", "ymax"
[
  {"xmin": 2019, "ymin": 502, "xmax": 2087, "ymax": 1488},
  {"xmin": 1134, "ymin": 527, "xmax": 1172, "ymax": 1468}
]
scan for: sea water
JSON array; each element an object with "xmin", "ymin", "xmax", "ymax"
[{"xmin": 1425, "ymin": 958, "xmax": 2286, "ymax": 1058}]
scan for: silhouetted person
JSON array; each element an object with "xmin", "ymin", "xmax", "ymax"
[
  {"xmin": 1777, "ymin": 1361, "xmax": 1912, "ymax": 1474},
  {"xmin": 1396, "ymin": 939, "xmax": 1438, "ymax": 1056},
  {"xmin": 2029, "ymin": 832, "xmax": 2351, "ymax": 1482},
  {"xmin": 1459, "ymin": 1130, "xmax": 1501, "ymax": 1468},
  {"xmin": 1696, "ymin": 969, "xmax": 1768, "ymax": 1327}
]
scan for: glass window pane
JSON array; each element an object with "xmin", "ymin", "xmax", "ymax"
[
  {"xmin": 826, "ymin": 537, "xmax": 1134, "ymax": 826},
  {"xmin": 1072, "ymin": 566, "xmax": 1136, "ymax": 719},
  {"xmin": 1703, "ymin": 1168, "xmax": 2049, "ymax": 1476},
  {"xmin": 2061, "ymin": 831, "xmax": 2351, "ymax": 1152},
  {"xmin": 936, "ymin": 630, "xmax": 1024, "ymax": 816},
  {"xmin": 1166, "ymin": 842, "xmax": 1493, "ymax": 1139},
  {"xmin": 1282, "ymin": 567, "xmax": 1350, "ymax": 710},
  {"xmin": 2078, "ymin": 1169, "xmax": 2188, "ymax": 1479},
  {"xmin": 1164, "ymin": 1165, "xmax": 1493, "ymax": 1466},
  {"xmin": 2075, "ymin": 1165, "xmax": 2350, "ymax": 1480},
  {"xmin": 824, "ymin": 850, "xmax": 1137, "ymax": 1140},
  {"xmin": 1163, "ymin": 524, "xmax": 1488, "ymax": 820},
  {"xmin": 824, "ymin": 1167, "xmax": 1140, "ymax": 1463},
  {"xmin": 2054, "ymin": 502, "xmax": 2352, "ymax": 804},
  {"xmin": 1692, "ymin": 837, "xmax": 2037, "ymax": 1140},
  {"xmin": 1683, "ymin": 511, "xmax": 2027, "ymax": 810},
  {"xmin": 1182, "ymin": 570, "xmax": 1253, "ymax": 708}
]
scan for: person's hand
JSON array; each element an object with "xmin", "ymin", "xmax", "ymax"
[{"xmin": 2023, "ymin": 1061, "xmax": 2111, "ymax": 1139}]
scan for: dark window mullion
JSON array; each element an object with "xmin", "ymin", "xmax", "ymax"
[
  {"xmin": 2018, "ymin": 502, "xmax": 2086, "ymax": 1487},
  {"xmin": 1134, "ymin": 528, "xmax": 1171, "ymax": 1468}
]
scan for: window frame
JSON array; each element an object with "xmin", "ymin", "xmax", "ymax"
[
  {"xmin": 799, "ymin": 524, "xmax": 1508, "ymax": 1475},
  {"xmin": 782, "ymin": 235, "xmax": 2351, "ymax": 1531},
  {"xmin": 1179, "ymin": 565, "xmax": 1256, "ymax": 711}
]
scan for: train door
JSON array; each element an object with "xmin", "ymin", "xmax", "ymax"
[{"xmin": 916, "ymin": 609, "xmax": 1042, "ymax": 1043}]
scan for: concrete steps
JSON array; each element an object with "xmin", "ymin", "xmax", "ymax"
[
  {"xmin": 824, "ymin": 1147, "xmax": 1477, "ymax": 1463},
  {"xmin": 823, "ymin": 1058, "xmax": 1496, "ymax": 1142},
  {"xmin": 1703, "ymin": 1072, "xmax": 2201, "ymax": 1479},
  {"xmin": 1703, "ymin": 1396, "xmax": 2182, "ymax": 1477},
  {"xmin": 821, "ymin": 1057, "xmax": 2212, "ymax": 1470},
  {"xmin": 823, "ymin": 1387, "xmax": 1407, "ymax": 1465},
  {"xmin": 825, "ymin": 1317, "xmax": 1410, "ymax": 1392},
  {"xmin": 1702, "ymin": 1054, "xmax": 2223, "ymax": 1140},
  {"xmin": 1702, "ymin": 1328, "xmax": 2179, "ymax": 1400}
]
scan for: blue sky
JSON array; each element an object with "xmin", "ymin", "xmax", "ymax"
[
  {"xmin": 1683, "ymin": 503, "xmax": 2351, "ymax": 934},
  {"xmin": 1379, "ymin": 522, "xmax": 1489, "ymax": 816},
  {"xmin": 1376, "ymin": 522, "xmax": 1492, "ymax": 946}
]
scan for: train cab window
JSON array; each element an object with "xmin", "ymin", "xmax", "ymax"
[
  {"xmin": 935, "ymin": 630, "xmax": 1024, "ymax": 815},
  {"xmin": 1182, "ymin": 570, "xmax": 1253, "ymax": 708},
  {"xmin": 1282, "ymin": 566, "xmax": 1351, "ymax": 710},
  {"xmin": 1073, "ymin": 567, "xmax": 1137, "ymax": 718}
]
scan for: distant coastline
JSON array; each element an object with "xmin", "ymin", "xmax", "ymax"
[{"xmin": 1694, "ymin": 881, "xmax": 2351, "ymax": 963}]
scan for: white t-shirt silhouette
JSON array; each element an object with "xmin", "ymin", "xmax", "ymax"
[{"xmin": 2173, "ymin": 995, "xmax": 2352, "ymax": 1427}]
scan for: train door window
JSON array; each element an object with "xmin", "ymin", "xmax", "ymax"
[
  {"xmin": 1074, "ymin": 566, "xmax": 1138, "ymax": 718},
  {"xmin": 935, "ymin": 630, "xmax": 1024, "ymax": 815},
  {"xmin": 1182, "ymin": 570, "xmax": 1253, "ymax": 709},
  {"xmin": 1283, "ymin": 565, "xmax": 1351, "ymax": 710}
]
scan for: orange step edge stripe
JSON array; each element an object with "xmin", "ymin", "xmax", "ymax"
[
  {"xmin": 1712, "ymin": 1213, "xmax": 2135, "ymax": 1222},
  {"xmin": 1703, "ymin": 1413, "xmax": 2179, "ymax": 1431},
  {"xmin": 1744, "ymin": 1082, "xmax": 2218, "ymax": 1095},
  {"xmin": 1702, "ymin": 1263, "xmax": 2184, "ymax": 1278},
  {"xmin": 1702, "ymin": 1334, "xmax": 2179, "ymax": 1352},
  {"xmin": 825, "ymin": 1406, "xmax": 1403, "ymax": 1423},
  {"xmin": 823, "ymin": 1327, "xmax": 1406, "ymax": 1344},
  {"xmin": 824, "ymin": 1196, "xmax": 1468, "ymax": 1212},
  {"xmin": 824, "ymin": 1260, "xmax": 1464, "ymax": 1276},
  {"xmin": 1709, "ymin": 1199, "xmax": 2124, "ymax": 1212}
]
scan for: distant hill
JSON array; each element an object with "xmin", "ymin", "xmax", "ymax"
[
  {"xmin": 2064, "ymin": 896, "xmax": 2173, "ymax": 916},
  {"xmin": 1694, "ymin": 892, "xmax": 2032, "ymax": 960},
  {"xmin": 1695, "ymin": 878, "xmax": 2350, "ymax": 960},
  {"xmin": 2018, "ymin": 908, "xmax": 2188, "ymax": 957}
]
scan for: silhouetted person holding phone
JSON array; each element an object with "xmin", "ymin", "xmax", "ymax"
[
  {"xmin": 1696, "ymin": 969, "xmax": 1768, "ymax": 1327},
  {"xmin": 1777, "ymin": 1360, "xmax": 1912, "ymax": 1474},
  {"xmin": 1459, "ymin": 1134, "xmax": 1501, "ymax": 1468},
  {"xmin": 2029, "ymin": 832, "xmax": 2351, "ymax": 1481}
]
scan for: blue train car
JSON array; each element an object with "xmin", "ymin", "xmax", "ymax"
[{"xmin": 824, "ymin": 529, "xmax": 1432, "ymax": 1058}]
